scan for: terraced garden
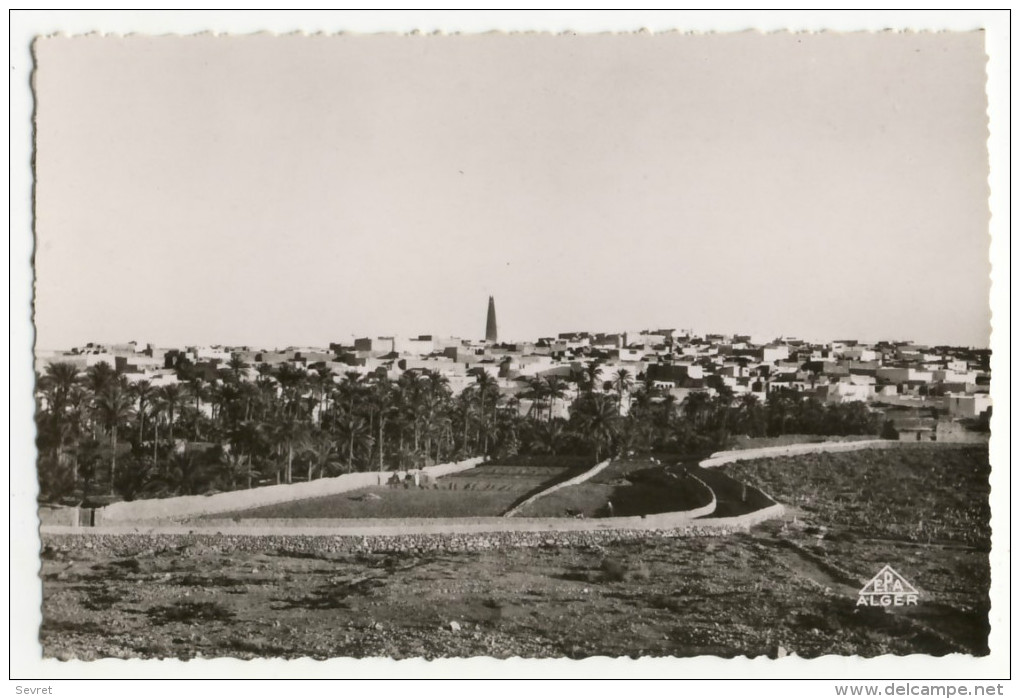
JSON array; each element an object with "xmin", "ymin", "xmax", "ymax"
[
  {"xmin": 512, "ymin": 458, "xmax": 713, "ymax": 518},
  {"xmin": 219, "ymin": 456, "xmax": 595, "ymax": 519}
]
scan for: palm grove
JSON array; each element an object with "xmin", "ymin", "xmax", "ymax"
[{"xmin": 35, "ymin": 356, "xmax": 880, "ymax": 504}]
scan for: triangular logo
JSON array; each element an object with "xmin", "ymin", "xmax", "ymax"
[{"xmin": 857, "ymin": 565, "xmax": 920, "ymax": 607}]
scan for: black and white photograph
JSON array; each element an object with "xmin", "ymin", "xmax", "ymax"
[{"xmin": 10, "ymin": 9, "xmax": 1010, "ymax": 687}]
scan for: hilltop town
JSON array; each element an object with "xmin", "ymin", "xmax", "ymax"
[
  {"xmin": 37, "ymin": 330, "xmax": 992, "ymax": 417},
  {"xmin": 36, "ymin": 307, "xmax": 991, "ymax": 488},
  {"xmin": 33, "ymin": 313, "xmax": 996, "ymax": 658}
]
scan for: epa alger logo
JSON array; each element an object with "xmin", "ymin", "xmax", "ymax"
[{"xmin": 857, "ymin": 565, "xmax": 919, "ymax": 607}]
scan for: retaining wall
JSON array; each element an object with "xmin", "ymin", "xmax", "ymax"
[
  {"xmin": 41, "ymin": 503, "xmax": 773, "ymax": 539},
  {"xmin": 502, "ymin": 458, "xmax": 611, "ymax": 517},
  {"xmin": 678, "ymin": 475, "xmax": 716, "ymax": 519},
  {"xmin": 39, "ymin": 505, "xmax": 80, "ymax": 527},
  {"xmin": 48, "ymin": 474, "xmax": 748, "ymax": 539},
  {"xmin": 505, "ymin": 459, "xmax": 719, "ymax": 520},
  {"xmin": 39, "ymin": 522, "xmax": 773, "ymax": 556},
  {"xmin": 697, "ymin": 502, "xmax": 786, "ymax": 530},
  {"xmin": 698, "ymin": 439, "xmax": 897, "ymax": 469},
  {"xmin": 97, "ymin": 457, "xmax": 485, "ymax": 523}
]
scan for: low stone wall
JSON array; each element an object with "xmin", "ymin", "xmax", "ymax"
[
  {"xmin": 97, "ymin": 457, "xmax": 485, "ymax": 523},
  {"xmin": 698, "ymin": 439, "xmax": 897, "ymax": 469},
  {"xmin": 39, "ymin": 505, "xmax": 80, "ymax": 527},
  {"xmin": 40, "ymin": 516, "xmax": 773, "ymax": 555},
  {"xmin": 502, "ymin": 458, "xmax": 611, "ymax": 517},
  {"xmin": 679, "ymin": 475, "xmax": 717, "ymax": 519},
  {"xmin": 423, "ymin": 459, "xmax": 486, "ymax": 479},
  {"xmin": 41, "ymin": 485, "xmax": 747, "ymax": 540},
  {"xmin": 699, "ymin": 502, "xmax": 786, "ymax": 530}
]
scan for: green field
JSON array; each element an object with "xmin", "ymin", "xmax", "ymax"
[
  {"xmin": 513, "ymin": 458, "xmax": 712, "ymax": 518},
  {"xmin": 221, "ymin": 462, "xmax": 578, "ymax": 519}
]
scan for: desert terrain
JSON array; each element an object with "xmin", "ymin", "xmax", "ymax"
[{"xmin": 39, "ymin": 444, "xmax": 990, "ymax": 660}]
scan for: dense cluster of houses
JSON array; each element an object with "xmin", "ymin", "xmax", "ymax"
[{"xmin": 37, "ymin": 330, "xmax": 992, "ymax": 435}]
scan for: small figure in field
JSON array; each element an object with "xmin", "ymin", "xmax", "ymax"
[{"xmin": 606, "ymin": 500, "xmax": 614, "ymax": 517}]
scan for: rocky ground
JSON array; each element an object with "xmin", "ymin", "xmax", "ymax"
[{"xmin": 40, "ymin": 518, "xmax": 988, "ymax": 660}]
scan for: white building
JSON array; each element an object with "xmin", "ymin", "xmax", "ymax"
[
  {"xmin": 944, "ymin": 393, "xmax": 992, "ymax": 418},
  {"xmin": 761, "ymin": 345, "xmax": 790, "ymax": 363}
]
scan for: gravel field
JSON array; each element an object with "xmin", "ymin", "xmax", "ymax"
[{"xmin": 41, "ymin": 523, "xmax": 987, "ymax": 660}]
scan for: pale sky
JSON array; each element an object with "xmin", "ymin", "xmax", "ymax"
[{"xmin": 33, "ymin": 31, "xmax": 991, "ymax": 349}]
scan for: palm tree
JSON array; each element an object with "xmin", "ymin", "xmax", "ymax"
[
  {"xmin": 530, "ymin": 419, "xmax": 568, "ymax": 455},
  {"xmin": 418, "ymin": 369, "xmax": 451, "ymax": 461},
  {"xmin": 93, "ymin": 383, "xmax": 135, "ymax": 493},
  {"xmin": 155, "ymin": 384, "xmax": 185, "ymax": 447},
  {"xmin": 129, "ymin": 379, "xmax": 155, "ymax": 445},
  {"xmin": 612, "ymin": 368, "xmax": 633, "ymax": 414},
  {"xmin": 164, "ymin": 451, "xmax": 207, "ymax": 496},
  {"xmin": 544, "ymin": 376, "xmax": 569, "ymax": 422},
  {"xmin": 270, "ymin": 412, "xmax": 307, "ymax": 484},
  {"xmin": 429, "ymin": 412, "xmax": 454, "ymax": 463},
  {"xmin": 421, "ymin": 369, "xmax": 450, "ymax": 397},
  {"xmin": 392, "ymin": 371, "xmax": 421, "ymax": 460},
  {"xmin": 217, "ymin": 451, "xmax": 252, "ymax": 491},
  {"xmin": 418, "ymin": 390, "xmax": 443, "ymax": 465},
  {"xmin": 333, "ymin": 413, "xmax": 371, "ymax": 472},
  {"xmin": 454, "ymin": 389, "xmax": 478, "ymax": 455},
  {"xmin": 227, "ymin": 354, "xmax": 247, "ymax": 383},
  {"xmin": 254, "ymin": 375, "xmax": 279, "ymax": 419},
  {"xmin": 572, "ymin": 393, "xmax": 619, "ymax": 461},
  {"xmin": 682, "ymin": 390, "xmax": 714, "ymax": 431},
  {"xmin": 85, "ymin": 361, "xmax": 117, "ymax": 397},
  {"xmin": 583, "ymin": 360, "xmax": 604, "ymax": 394},
  {"xmin": 187, "ymin": 375, "xmax": 206, "ymax": 412},
  {"xmin": 40, "ymin": 362, "xmax": 81, "ymax": 414},
  {"xmin": 300, "ymin": 432, "xmax": 341, "ymax": 481},
  {"xmin": 661, "ymin": 388, "xmax": 678, "ymax": 417},
  {"xmin": 185, "ymin": 376, "xmax": 209, "ymax": 439},
  {"xmin": 62, "ymin": 385, "xmax": 90, "ymax": 487},
  {"xmin": 473, "ymin": 371, "xmax": 500, "ymax": 454},
  {"xmin": 39, "ymin": 362, "xmax": 82, "ymax": 471},
  {"xmin": 338, "ymin": 371, "xmax": 365, "ymax": 416},
  {"xmin": 275, "ymin": 364, "xmax": 309, "ymax": 416},
  {"xmin": 522, "ymin": 376, "xmax": 548, "ymax": 421},
  {"xmin": 309, "ymin": 367, "xmax": 334, "ymax": 426},
  {"xmin": 629, "ymin": 384, "xmax": 655, "ymax": 418},
  {"xmin": 148, "ymin": 397, "xmax": 165, "ymax": 466},
  {"xmin": 736, "ymin": 393, "xmax": 766, "ymax": 437},
  {"xmin": 230, "ymin": 418, "xmax": 266, "ymax": 488},
  {"xmin": 370, "ymin": 377, "xmax": 394, "ymax": 471},
  {"xmin": 766, "ymin": 387, "xmax": 801, "ymax": 436}
]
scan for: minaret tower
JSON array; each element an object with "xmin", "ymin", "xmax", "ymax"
[{"xmin": 485, "ymin": 296, "xmax": 498, "ymax": 344}]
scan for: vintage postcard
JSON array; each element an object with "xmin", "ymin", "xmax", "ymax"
[{"xmin": 11, "ymin": 10, "xmax": 1010, "ymax": 687}]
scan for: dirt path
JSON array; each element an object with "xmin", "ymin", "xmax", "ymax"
[{"xmin": 763, "ymin": 540, "xmax": 862, "ymax": 597}]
